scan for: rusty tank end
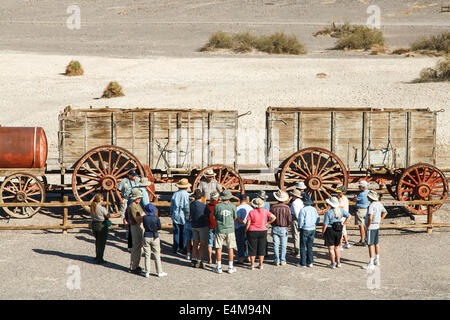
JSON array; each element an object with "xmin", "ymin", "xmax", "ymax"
[{"xmin": 0, "ymin": 127, "xmax": 47, "ymax": 168}]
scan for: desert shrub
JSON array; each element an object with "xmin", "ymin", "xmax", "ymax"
[
  {"xmin": 415, "ymin": 57, "xmax": 450, "ymax": 82},
  {"xmin": 410, "ymin": 32, "xmax": 450, "ymax": 54},
  {"xmin": 313, "ymin": 22, "xmax": 357, "ymax": 38},
  {"xmin": 64, "ymin": 60, "xmax": 84, "ymax": 76},
  {"xmin": 200, "ymin": 30, "xmax": 233, "ymax": 51},
  {"xmin": 391, "ymin": 47, "xmax": 411, "ymax": 55},
  {"xmin": 201, "ymin": 31, "xmax": 306, "ymax": 55},
  {"xmin": 335, "ymin": 25, "xmax": 385, "ymax": 50},
  {"xmin": 101, "ymin": 81, "xmax": 125, "ymax": 98},
  {"xmin": 255, "ymin": 32, "xmax": 307, "ymax": 54},
  {"xmin": 370, "ymin": 44, "xmax": 387, "ymax": 55}
]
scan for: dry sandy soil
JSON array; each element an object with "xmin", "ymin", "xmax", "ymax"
[{"xmin": 0, "ymin": 0, "xmax": 449, "ymax": 300}]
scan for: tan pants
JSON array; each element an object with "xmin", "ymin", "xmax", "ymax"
[
  {"xmin": 143, "ymin": 237, "xmax": 162, "ymax": 274},
  {"xmin": 291, "ymin": 219, "xmax": 300, "ymax": 253},
  {"xmin": 130, "ymin": 224, "xmax": 144, "ymax": 270}
]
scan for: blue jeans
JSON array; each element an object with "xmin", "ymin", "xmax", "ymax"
[
  {"xmin": 208, "ymin": 228, "xmax": 215, "ymax": 247},
  {"xmin": 300, "ymin": 229, "xmax": 315, "ymax": 266},
  {"xmin": 235, "ymin": 227, "xmax": 248, "ymax": 259},
  {"xmin": 272, "ymin": 226, "xmax": 288, "ymax": 263},
  {"xmin": 172, "ymin": 223, "xmax": 186, "ymax": 253}
]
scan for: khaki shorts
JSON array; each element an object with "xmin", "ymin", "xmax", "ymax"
[
  {"xmin": 192, "ymin": 227, "xmax": 209, "ymax": 242},
  {"xmin": 355, "ymin": 208, "xmax": 368, "ymax": 226},
  {"xmin": 214, "ymin": 232, "xmax": 237, "ymax": 249}
]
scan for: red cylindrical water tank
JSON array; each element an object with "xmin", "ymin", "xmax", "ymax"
[{"xmin": 0, "ymin": 127, "xmax": 48, "ymax": 169}]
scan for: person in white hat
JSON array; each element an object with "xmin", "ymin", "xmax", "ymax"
[
  {"xmin": 198, "ymin": 169, "xmax": 223, "ymax": 202},
  {"xmin": 289, "ymin": 188, "xmax": 305, "ymax": 258},
  {"xmin": 170, "ymin": 178, "xmax": 192, "ymax": 255},
  {"xmin": 336, "ymin": 186, "xmax": 351, "ymax": 250},
  {"xmin": 353, "ymin": 180, "xmax": 370, "ymax": 246},
  {"xmin": 322, "ymin": 196, "xmax": 350, "ymax": 269},
  {"xmin": 270, "ymin": 190, "xmax": 292, "ymax": 266},
  {"xmin": 117, "ymin": 170, "xmax": 141, "ymax": 220},
  {"xmin": 127, "ymin": 188, "xmax": 145, "ymax": 274},
  {"xmin": 362, "ymin": 190, "xmax": 388, "ymax": 270}
]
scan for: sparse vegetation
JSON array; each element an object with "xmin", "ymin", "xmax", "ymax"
[
  {"xmin": 313, "ymin": 22, "xmax": 357, "ymax": 38},
  {"xmin": 410, "ymin": 32, "xmax": 450, "ymax": 55},
  {"xmin": 64, "ymin": 60, "xmax": 84, "ymax": 76},
  {"xmin": 334, "ymin": 25, "xmax": 385, "ymax": 50},
  {"xmin": 101, "ymin": 81, "xmax": 124, "ymax": 98},
  {"xmin": 201, "ymin": 31, "xmax": 307, "ymax": 55},
  {"xmin": 415, "ymin": 57, "xmax": 450, "ymax": 83},
  {"xmin": 391, "ymin": 47, "xmax": 411, "ymax": 55}
]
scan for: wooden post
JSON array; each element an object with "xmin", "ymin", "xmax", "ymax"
[
  {"xmin": 62, "ymin": 196, "xmax": 69, "ymax": 235},
  {"xmin": 427, "ymin": 205, "xmax": 433, "ymax": 234}
]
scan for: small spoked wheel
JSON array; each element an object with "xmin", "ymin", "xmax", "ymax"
[
  {"xmin": 396, "ymin": 163, "xmax": 448, "ymax": 215},
  {"xmin": 72, "ymin": 145, "xmax": 144, "ymax": 213},
  {"xmin": 0, "ymin": 173, "xmax": 46, "ymax": 218}
]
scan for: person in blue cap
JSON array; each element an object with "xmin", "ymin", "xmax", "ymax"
[{"xmin": 136, "ymin": 203, "xmax": 167, "ymax": 278}]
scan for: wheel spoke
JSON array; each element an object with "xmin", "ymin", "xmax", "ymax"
[
  {"xmin": 77, "ymin": 181, "xmax": 100, "ymax": 189},
  {"xmin": 299, "ymin": 154, "xmax": 312, "ymax": 175},
  {"xmin": 97, "ymin": 151, "xmax": 108, "ymax": 175},
  {"xmin": 76, "ymin": 173, "xmax": 101, "ymax": 182},
  {"xmin": 405, "ymin": 172, "xmax": 418, "ymax": 185},
  {"xmin": 425, "ymin": 171, "xmax": 437, "ymax": 183},
  {"xmin": 113, "ymin": 159, "xmax": 132, "ymax": 177},
  {"xmin": 87, "ymin": 155, "xmax": 104, "ymax": 176},
  {"xmin": 79, "ymin": 186, "xmax": 100, "ymax": 199},
  {"xmin": 25, "ymin": 196, "xmax": 41, "ymax": 203},
  {"xmin": 110, "ymin": 152, "xmax": 123, "ymax": 176},
  {"xmin": 286, "ymin": 169, "xmax": 307, "ymax": 179},
  {"xmin": 116, "ymin": 166, "xmax": 137, "ymax": 179},
  {"xmin": 430, "ymin": 191, "xmax": 444, "ymax": 198},
  {"xmin": 310, "ymin": 151, "xmax": 315, "ymax": 175},
  {"xmin": 401, "ymin": 180, "xmax": 416, "ymax": 188},
  {"xmin": 320, "ymin": 163, "xmax": 340, "ymax": 178},
  {"xmin": 81, "ymin": 165, "xmax": 103, "ymax": 178},
  {"xmin": 291, "ymin": 161, "xmax": 309, "ymax": 178},
  {"xmin": 414, "ymin": 168, "xmax": 422, "ymax": 183},
  {"xmin": 3, "ymin": 187, "xmax": 16, "ymax": 195},
  {"xmin": 108, "ymin": 150, "xmax": 112, "ymax": 174},
  {"xmin": 317, "ymin": 156, "xmax": 332, "ymax": 176},
  {"xmin": 322, "ymin": 171, "xmax": 344, "ymax": 180},
  {"xmin": 1, "ymin": 195, "xmax": 15, "ymax": 200}
]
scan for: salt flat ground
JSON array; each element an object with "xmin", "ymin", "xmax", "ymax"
[{"xmin": 0, "ymin": 223, "xmax": 449, "ymax": 300}]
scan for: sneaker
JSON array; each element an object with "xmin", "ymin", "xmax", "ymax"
[
  {"xmin": 129, "ymin": 267, "xmax": 142, "ymax": 274},
  {"xmin": 374, "ymin": 259, "xmax": 380, "ymax": 266},
  {"xmin": 213, "ymin": 266, "xmax": 223, "ymax": 274},
  {"xmin": 344, "ymin": 243, "xmax": 352, "ymax": 249},
  {"xmin": 336, "ymin": 262, "xmax": 342, "ymax": 268},
  {"xmin": 227, "ymin": 267, "xmax": 237, "ymax": 274},
  {"xmin": 307, "ymin": 264, "xmax": 313, "ymax": 268},
  {"xmin": 187, "ymin": 254, "xmax": 191, "ymax": 260},
  {"xmin": 296, "ymin": 263, "xmax": 306, "ymax": 268},
  {"xmin": 328, "ymin": 263, "xmax": 336, "ymax": 269},
  {"xmin": 280, "ymin": 261, "xmax": 287, "ymax": 266},
  {"xmin": 295, "ymin": 253, "xmax": 300, "ymax": 258},
  {"xmin": 258, "ymin": 265, "xmax": 264, "ymax": 270},
  {"xmin": 340, "ymin": 246, "xmax": 344, "ymax": 252},
  {"xmin": 144, "ymin": 272, "xmax": 149, "ymax": 278},
  {"xmin": 274, "ymin": 262, "xmax": 280, "ymax": 266},
  {"xmin": 248, "ymin": 265, "xmax": 255, "ymax": 270},
  {"xmin": 362, "ymin": 264, "xmax": 375, "ymax": 270},
  {"xmin": 199, "ymin": 261, "xmax": 205, "ymax": 269},
  {"xmin": 157, "ymin": 272, "xmax": 168, "ymax": 278}
]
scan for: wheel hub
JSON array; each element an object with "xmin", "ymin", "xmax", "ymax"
[
  {"xmin": 416, "ymin": 183, "xmax": 431, "ymax": 198},
  {"xmin": 101, "ymin": 175, "xmax": 117, "ymax": 191},
  {"xmin": 307, "ymin": 176, "xmax": 322, "ymax": 190},
  {"xmin": 15, "ymin": 191, "xmax": 27, "ymax": 202}
]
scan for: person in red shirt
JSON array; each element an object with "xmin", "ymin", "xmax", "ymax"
[
  {"xmin": 206, "ymin": 191, "xmax": 220, "ymax": 265},
  {"xmin": 245, "ymin": 198, "xmax": 276, "ymax": 270}
]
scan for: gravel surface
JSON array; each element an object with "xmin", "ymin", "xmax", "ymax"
[{"xmin": 0, "ymin": 221, "xmax": 449, "ymax": 300}]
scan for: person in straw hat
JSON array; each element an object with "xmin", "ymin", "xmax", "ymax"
[
  {"xmin": 322, "ymin": 196, "xmax": 350, "ymax": 269},
  {"xmin": 336, "ymin": 186, "xmax": 351, "ymax": 250},
  {"xmin": 170, "ymin": 178, "xmax": 191, "ymax": 254},
  {"xmin": 270, "ymin": 190, "xmax": 292, "ymax": 266},
  {"xmin": 353, "ymin": 180, "xmax": 370, "ymax": 246},
  {"xmin": 198, "ymin": 168, "xmax": 223, "ymax": 202},
  {"xmin": 245, "ymin": 197, "xmax": 276, "ymax": 270},
  {"xmin": 256, "ymin": 190, "xmax": 271, "ymax": 211},
  {"xmin": 362, "ymin": 190, "xmax": 388, "ymax": 270},
  {"xmin": 297, "ymin": 195, "xmax": 319, "ymax": 268},
  {"xmin": 213, "ymin": 189, "xmax": 243, "ymax": 274},
  {"xmin": 289, "ymin": 187, "xmax": 305, "ymax": 258},
  {"xmin": 127, "ymin": 188, "xmax": 145, "ymax": 274}
]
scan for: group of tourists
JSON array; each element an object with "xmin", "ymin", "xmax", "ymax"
[{"xmin": 89, "ymin": 168, "xmax": 388, "ymax": 278}]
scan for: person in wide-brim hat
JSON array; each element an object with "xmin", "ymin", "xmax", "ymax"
[
  {"xmin": 295, "ymin": 181, "xmax": 307, "ymax": 190},
  {"xmin": 139, "ymin": 177, "xmax": 152, "ymax": 187},
  {"xmin": 176, "ymin": 178, "xmax": 191, "ymax": 189},
  {"xmin": 130, "ymin": 188, "xmax": 143, "ymax": 200},
  {"xmin": 256, "ymin": 190, "xmax": 268, "ymax": 200},
  {"xmin": 326, "ymin": 197, "xmax": 340, "ymax": 209},
  {"xmin": 367, "ymin": 190, "xmax": 379, "ymax": 201},
  {"xmin": 290, "ymin": 189, "xmax": 303, "ymax": 199},
  {"xmin": 204, "ymin": 169, "xmax": 216, "ymax": 177},
  {"xmin": 220, "ymin": 189, "xmax": 233, "ymax": 200},
  {"xmin": 251, "ymin": 197, "xmax": 265, "ymax": 208},
  {"xmin": 273, "ymin": 190, "xmax": 289, "ymax": 202},
  {"xmin": 301, "ymin": 194, "xmax": 314, "ymax": 206}
]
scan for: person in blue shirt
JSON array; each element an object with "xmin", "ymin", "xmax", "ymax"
[
  {"xmin": 353, "ymin": 180, "xmax": 370, "ymax": 246},
  {"xmin": 136, "ymin": 203, "xmax": 167, "ymax": 278},
  {"xmin": 322, "ymin": 196, "xmax": 350, "ymax": 269},
  {"xmin": 170, "ymin": 178, "xmax": 191, "ymax": 254},
  {"xmin": 297, "ymin": 195, "xmax": 320, "ymax": 268}
]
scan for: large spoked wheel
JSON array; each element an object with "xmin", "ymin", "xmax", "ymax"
[
  {"xmin": 0, "ymin": 173, "xmax": 46, "ymax": 218},
  {"xmin": 193, "ymin": 164, "xmax": 245, "ymax": 201},
  {"xmin": 72, "ymin": 145, "xmax": 144, "ymax": 213},
  {"xmin": 279, "ymin": 147, "xmax": 348, "ymax": 214},
  {"xmin": 396, "ymin": 163, "xmax": 448, "ymax": 215}
]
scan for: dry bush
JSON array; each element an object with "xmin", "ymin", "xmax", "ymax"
[
  {"xmin": 64, "ymin": 60, "xmax": 84, "ymax": 76},
  {"xmin": 255, "ymin": 32, "xmax": 307, "ymax": 55},
  {"xmin": 201, "ymin": 31, "xmax": 306, "ymax": 55},
  {"xmin": 101, "ymin": 81, "xmax": 125, "ymax": 98},
  {"xmin": 414, "ymin": 57, "xmax": 450, "ymax": 83},
  {"xmin": 411, "ymin": 32, "xmax": 450, "ymax": 54},
  {"xmin": 335, "ymin": 25, "xmax": 385, "ymax": 50},
  {"xmin": 370, "ymin": 44, "xmax": 387, "ymax": 55},
  {"xmin": 200, "ymin": 30, "xmax": 233, "ymax": 51},
  {"xmin": 391, "ymin": 47, "xmax": 411, "ymax": 55},
  {"xmin": 313, "ymin": 22, "xmax": 356, "ymax": 38}
]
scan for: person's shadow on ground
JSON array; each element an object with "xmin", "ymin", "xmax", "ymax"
[
  {"xmin": 32, "ymin": 248, "xmax": 129, "ymax": 272},
  {"xmin": 75, "ymin": 229, "xmax": 130, "ymax": 254}
]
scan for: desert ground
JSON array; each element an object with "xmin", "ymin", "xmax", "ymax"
[{"xmin": 0, "ymin": 0, "xmax": 449, "ymax": 300}]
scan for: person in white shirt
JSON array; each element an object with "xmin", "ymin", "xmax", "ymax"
[
  {"xmin": 363, "ymin": 190, "xmax": 388, "ymax": 270},
  {"xmin": 289, "ymin": 188, "xmax": 304, "ymax": 257},
  {"xmin": 336, "ymin": 186, "xmax": 351, "ymax": 250}
]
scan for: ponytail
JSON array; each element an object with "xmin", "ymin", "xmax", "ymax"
[
  {"xmin": 333, "ymin": 207, "xmax": 341, "ymax": 219},
  {"xmin": 90, "ymin": 193, "xmax": 103, "ymax": 216}
]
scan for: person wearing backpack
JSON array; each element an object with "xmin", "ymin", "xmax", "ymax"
[{"xmin": 322, "ymin": 196, "xmax": 350, "ymax": 269}]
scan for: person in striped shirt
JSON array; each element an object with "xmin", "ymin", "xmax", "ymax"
[{"xmin": 270, "ymin": 190, "xmax": 292, "ymax": 266}]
